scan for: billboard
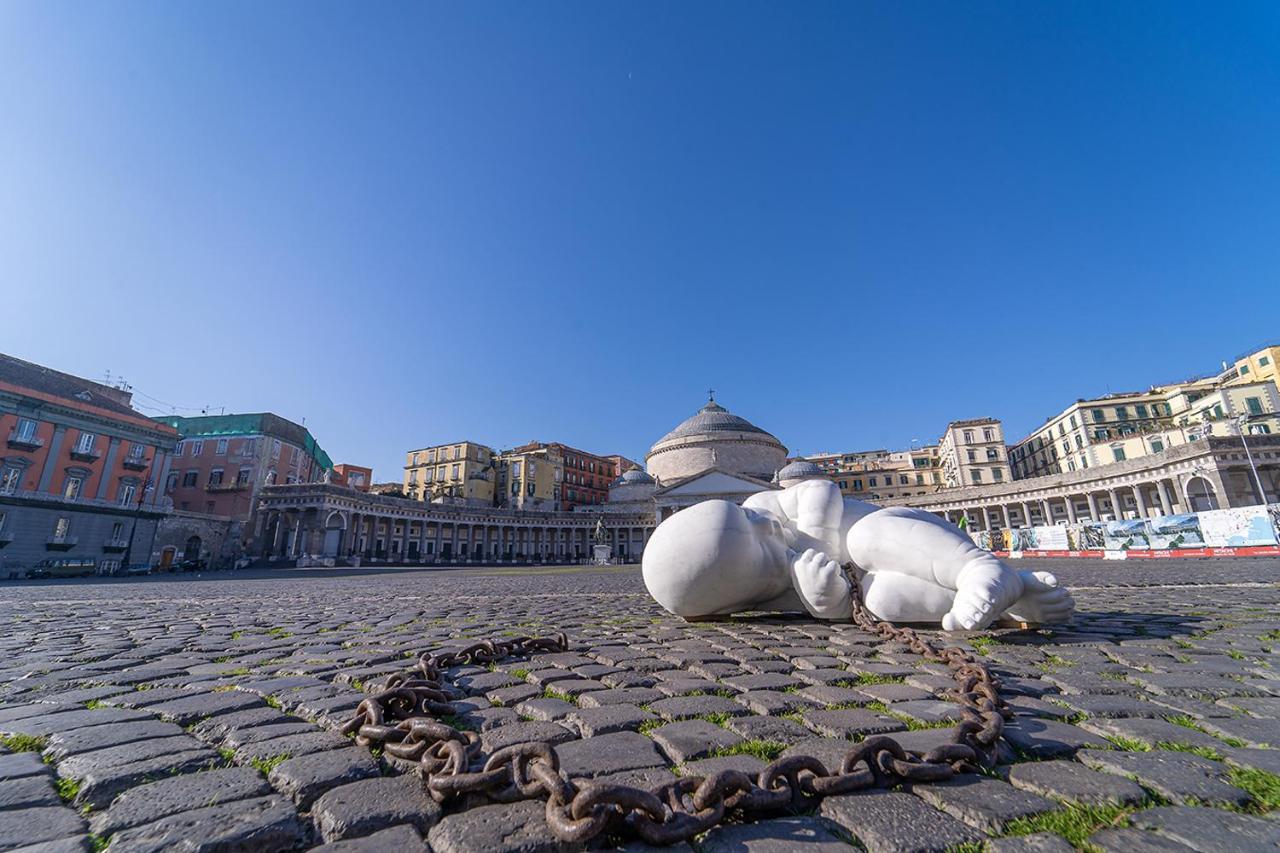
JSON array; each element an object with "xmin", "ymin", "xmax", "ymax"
[
  {"xmin": 1146, "ymin": 514, "xmax": 1205, "ymax": 549},
  {"xmin": 1197, "ymin": 506, "xmax": 1279, "ymax": 548}
]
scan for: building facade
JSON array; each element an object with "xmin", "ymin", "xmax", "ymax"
[
  {"xmin": 804, "ymin": 447, "xmax": 944, "ymax": 502},
  {"xmin": 255, "ymin": 483, "xmax": 655, "ymax": 564},
  {"xmin": 646, "ymin": 396, "xmax": 788, "ymax": 487},
  {"xmin": 403, "ymin": 441, "xmax": 496, "ymax": 505},
  {"xmin": 0, "ymin": 353, "xmax": 177, "ymax": 575},
  {"xmin": 939, "ymin": 418, "xmax": 1012, "ymax": 488},
  {"xmin": 1221, "ymin": 343, "xmax": 1280, "ymax": 390},
  {"xmin": 332, "ymin": 464, "xmax": 372, "ymax": 492},
  {"xmin": 885, "ymin": 434, "xmax": 1280, "ymax": 530}
]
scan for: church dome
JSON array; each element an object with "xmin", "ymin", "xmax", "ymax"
[
  {"xmin": 777, "ymin": 459, "xmax": 825, "ymax": 488},
  {"xmin": 619, "ymin": 467, "xmax": 654, "ymax": 485},
  {"xmin": 646, "ymin": 395, "xmax": 787, "ymax": 486}
]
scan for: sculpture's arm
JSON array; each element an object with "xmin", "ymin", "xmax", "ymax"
[
  {"xmin": 786, "ymin": 480, "xmax": 847, "ymax": 559},
  {"xmin": 787, "ymin": 547, "xmax": 853, "ymax": 619}
]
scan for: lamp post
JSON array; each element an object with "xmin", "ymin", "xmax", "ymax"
[
  {"xmin": 121, "ymin": 473, "xmax": 154, "ymax": 572},
  {"xmin": 1235, "ymin": 415, "xmax": 1267, "ymax": 505}
]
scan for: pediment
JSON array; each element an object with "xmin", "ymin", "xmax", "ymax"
[{"xmin": 654, "ymin": 469, "xmax": 776, "ymax": 497}]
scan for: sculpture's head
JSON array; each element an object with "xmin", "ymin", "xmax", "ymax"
[{"xmin": 642, "ymin": 500, "xmax": 794, "ymax": 618}]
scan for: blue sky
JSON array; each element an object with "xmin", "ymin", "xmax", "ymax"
[{"xmin": 3, "ymin": 2, "xmax": 1279, "ymax": 480}]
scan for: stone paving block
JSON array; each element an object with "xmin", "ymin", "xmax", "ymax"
[
  {"xmin": 526, "ymin": 668, "xmax": 576, "ymax": 687},
  {"xmin": 220, "ymin": 721, "xmax": 318, "ymax": 748},
  {"xmin": 554, "ymin": 731, "xmax": 667, "ymax": 779},
  {"xmin": 1222, "ymin": 696, "xmax": 1280, "ymax": 717},
  {"xmin": 0, "ymin": 775, "xmax": 59, "ymax": 810},
  {"xmin": 479, "ymin": 721, "xmax": 575, "ymax": 752},
  {"xmin": 576, "ymin": 687, "xmax": 664, "ymax": 708},
  {"xmin": 723, "ymin": 714, "xmax": 813, "ymax": 745},
  {"xmin": 233, "ymin": 730, "xmax": 350, "ymax": 764},
  {"xmin": 986, "ymin": 833, "xmax": 1076, "ymax": 853},
  {"xmin": 1080, "ymin": 717, "xmax": 1232, "ymax": 751},
  {"xmin": 699, "ymin": 816, "xmax": 849, "ymax": 851},
  {"xmin": 0, "ymin": 707, "xmax": 151, "ymax": 736},
  {"xmin": 910, "ymin": 773, "xmax": 1057, "ymax": 833},
  {"xmin": 681, "ymin": 753, "xmax": 767, "ymax": 777},
  {"xmin": 0, "ymin": 752, "xmax": 49, "ymax": 781},
  {"xmin": 646, "ymin": 695, "xmax": 748, "ymax": 721},
  {"xmin": 780, "ymin": 738, "xmax": 855, "ymax": 772},
  {"xmin": 819, "ymin": 788, "xmax": 986, "ymax": 853},
  {"xmin": 101, "ymin": 794, "xmax": 304, "ymax": 853},
  {"xmin": 1146, "ymin": 694, "xmax": 1237, "ymax": 720},
  {"xmin": 458, "ymin": 707, "xmax": 520, "ymax": 731},
  {"xmin": 0, "ymin": 704, "xmax": 77, "ymax": 724},
  {"xmin": 311, "ymin": 824, "xmax": 427, "ymax": 851},
  {"xmin": 268, "ymin": 747, "xmax": 380, "ymax": 809},
  {"xmin": 71, "ymin": 748, "xmax": 224, "ymax": 810},
  {"xmin": 720, "ymin": 673, "xmax": 802, "ymax": 692},
  {"xmin": 1087, "ymin": 828, "xmax": 1196, "ymax": 852},
  {"xmin": 514, "ymin": 698, "xmax": 577, "ymax": 721},
  {"xmin": 1129, "ymin": 673, "xmax": 1270, "ymax": 699},
  {"xmin": 311, "ymin": 774, "xmax": 441, "ymax": 842},
  {"xmin": 797, "ymin": 684, "xmax": 874, "ymax": 707},
  {"xmin": 189, "ymin": 707, "xmax": 296, "ymax": 741},
  {"xmin": 1001, "ymin": 717, "xmax": 1110, "ymax": 759},
  {"xmin": 5, "ymin": 836, "xmax": 93, "ymax": 853},
  {"xmin": 89, "ymin": 767, "xmax": 271, "ymax": 837},
  {"xmin": 1008, "ymin": 759, "xmax": 1148, "ymax": 806},
  {"xmin": 739, "ymin": 659, "xmax": 795, "ymax": 675},
  {"xmin": 732, "ymin": 690, "xmax": 820, "ymax": 716},
  {"xmin": 427, "ymin": 799, "xmax": 565, "ymax": 853},
  {"xmin": 855, "ymin": 683, "xmax": 934, "ymax": 703},
  {"xmin": 648, "ymin": 719, "xmax": 741, "ymax": 763},
  {"xmin": 1195, "ymin": 713, "xmax": 1279, "ymax": 747},
  {"xmin": 1050, "ymin": 694, "xmax": 1171, "ymax": 718},
  {"xmin": 887, "ymin": 700, "xmax": 963, "ymax": 724},
  {"xmin": 1221, "ymin": 745, "xmax": 1280, "ymax": 774},
  {"xmin": 565, "ymin": 705, "xmax": 655, "ymax": 737},
  {"xmin": 651, "ymin": 678, "xmax": 725, "ymax": 697},
  {"xmin": 801, "ymin": 708, "xmax": 906, "ymax": 739},
  {"xmin": 1127, "ymin": 804, "xmax": 1280, "ymax": 852},
  {"xmin": 43, "ymin": 720, "xmax": 187, "ymax": 762},
  {"xmin": 142, "ymin": 691, "xmax": 266, "ymax": 726},
  {"xmin": 485, "ymin": 684, "xmax": 541, "ymax": 707},
  {"xmin": 0, "ymin": 807, "xmax": 86, "ymax": 851},
  {"xmin": 58, "ymin": 735, "xmax": 206, "ymax": 779},
  {"xmin": 455, "ymin": 671, "xmax": 521, "ymax": 693},
  {"xmin": 1076, "ymin": 748, "xmax": 1252, "ymax": 808},
  {"xmin": 600, "ymin": 672, "xmax": 656, "ymax": 689}
]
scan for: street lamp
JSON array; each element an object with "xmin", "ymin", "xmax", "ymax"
[
  {"xmin": 121, "ymin": 475, "xmax": 154, "ymax": 572},
  {"xmin": 1235, "ymin": 414, "xmax": 1267, "ymax": 505}
]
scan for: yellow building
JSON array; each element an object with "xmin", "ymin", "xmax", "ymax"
[
  {"xmin": 403, "ymin": 441, "xmax": 496, "ymax": 505},
  {"xmin": 804, "ymin": 446, "xmax": 943, "ymax": 501},
  {"xmin": 495, "ymin": 442, "xmax": 562, "ymax": 510},
  {"xmin": 938, "ymin": 418, "xmax": 1012, "ymax": 488},
  {"xmin": 1223, "ymin": 343, "xmax": 1280, "ymax": 390}
]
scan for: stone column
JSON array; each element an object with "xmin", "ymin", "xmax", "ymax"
[
  {"xmin": 1107, "ymin": 489, "xmax": 1122, "ymax": 520},
  {"xmin": 434, "ymin": 522, "xmax": 443, "ymax": 560},
  {"xmin": 1155, "ymin": 480, "xmax": 1173, "ymax": 516},
  {"xmin": 1086, "ymin": 492, "xmax": 1100, "ymax": 522},
  {"xmin": 1132, "ymin": 484, "xmax": 1148, "ymax": 518},
  {"xmin": 37, "ymin": 425, "xmax": 68, "ymax": 493},
  {"xmin": 1063, "ymin": 495, "xmax": 1077, "ymax": 524},
  {"xmin": 148, "ymin": 450, "xmax": 169, "ymax": 506},
  {"xmin": 981, "ymin": 506, "xmax": 993, "ymax": 531},
  {"xmin": 95, "ymin": 437, "xmax": 122, "ymax": 500},
  {"xmin": 1040, "ymin": 499, "xmax": 1052, "ymax": 525},
  {"xmin": 1019, "ymin": 502, "xmax": 1031, "ymax": 527}
]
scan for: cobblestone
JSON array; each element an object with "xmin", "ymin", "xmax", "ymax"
[{"xmin": 0, "ymin": 559, "xmax": 1277, "ymax": 851}]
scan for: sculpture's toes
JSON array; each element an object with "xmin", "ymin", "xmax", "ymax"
[{"xmin": 945, "ymin": 586, "xmax": 1000, "ymax": 632}]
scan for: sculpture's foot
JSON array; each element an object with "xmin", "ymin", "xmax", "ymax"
[{"xmin": 680, "ymin": 614, "xmax": 732, "ymax": 623}]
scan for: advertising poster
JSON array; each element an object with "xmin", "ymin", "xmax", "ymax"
[
  {"xmin": 1012, "ymin": 528, "xmax": 1038, "ymax": 551},
  {"xmin": 1145, "ymin": 514, "xmax": 1205, "ymax": 549},
  {"xmin": 1198, "ymin": 507, "xmax": 1279, "ymax": 547},
  {"xmin": 1079, "ymin": 524, "xmax": 1105, "ymax": 549},
  {"xmin": 1033, "ymin": 525, "xmax": 1069, "ymax": 551},
  {"xmin": 1103, "ymin": 519, "xmax": 1152, "ymax": 550}
]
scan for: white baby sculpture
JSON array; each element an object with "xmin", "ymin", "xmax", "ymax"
[{"xmin": 642, "ymin": 480, "xmax": 1074, "ymax": 630}]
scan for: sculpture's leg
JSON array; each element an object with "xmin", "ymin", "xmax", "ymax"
[
  {"xmin": 859, "ymin": 571, "xmax": 956, "ymax": 623},
  {"xmin": 1002, "ymin": 570, "xmax": 1075, "ymax": 625}
]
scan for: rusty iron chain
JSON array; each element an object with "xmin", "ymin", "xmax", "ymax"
[{"xmin": 339, "ymin": 574, "xmax": 1013, "ymax": 846}]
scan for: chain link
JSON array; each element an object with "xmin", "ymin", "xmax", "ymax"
[{"xmin": 340, "ymin": 576, "xmax": 1013, "ymax": 846}]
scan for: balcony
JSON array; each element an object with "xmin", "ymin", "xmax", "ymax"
[
  {"xmin": 121, "ymin": 455, "xmax": 149, "ymax": 471},
  {"xmin": 207, "ymin": 481, "xmax": 249, "ymax": 493},
  {"xmin": 0, "ymin": 532, "xmax": 12, "ymax": 548},
  {"xmin": 102, "ymin": 538, "xmax": 129, "ymax": 553},
  {"xmin": 6, "ymin": 430, "xmax": 43, "ymax": 451},
  {"xmin": 45, "ymin": 536, "xmax": 78, "ymax": 551},
  {"xmin": 69, "ymin": 447, "xmax": 101, "ymax": 463}
]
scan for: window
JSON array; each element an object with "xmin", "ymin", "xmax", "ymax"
[
  {"xmin": 118, "ymin": 483, "xmax": 136, "ymax": 506},
  {"xmin": 1115, "ymin": 407, "xmax": 1129, "ymax": 420},
  {"xmin": 427, "ymin": 449, "xmax": 436, "ymax": 462},
  {"xmin": 0, "ymin": 511, "xmax": 5, "ymax": 531},
  {"xmin": 1261, "ymin": 356, "xmax": 1272, "ymax": 367},
  {"xmin": 53, "ymin": 517, "xmax": 70, "ymax": 541},
  {"xmin": 1112, "ymin": 446, "xmax": 1127, "ymax": 462},
  {"xmin": 266, "ymin": 469, "xmax": 277, "ymax": 485},
  {"xmin": 525, "ymin": 482, "xmax": 534, "ymax": 496},
  {"xmin": 126, "ymin": 442, "xmax": 145, "ymax": 462},
  {"xmin": 182, "ymin": 471, "xmax": 199, "ymax": 487},
  {"xmin": 63, "ymin": 475, "xmax": 83, "ymax": 501},
  {"xmin": 983, "ymin": 428, "xmax": 994, "ymax": 442},
  {"xmin": 1213, "ymin": 404, "xmax": 1224, "ymax": 419},
  {"xmin": 853, "ymin": 479, "xmax": 863, "ymax": 491},
  {"xmin": 173, "ymin": 442, "xmax": 183, "ymax": 458},
  {"xmin": 451, "ymin": 464, "xmax": 460, "ymax": 480},
  {"xmin": 408, "ymin": 470, "xmax": 418, "ymax": 484},
  {"xmin": 970, "ymin": 470, "xmax": 982, "ymax": 484},
  {"xmin": 1136, "ymin": 404, "xmax": 1148, "ymax": 419},
  {"xmin": 988, "ymin": 448, "xmax": 999, "ymax": 460},
  {"xmin": 869, "ymin": 477, "xmax": 878, "ymax": 487},
  {"xmin": 453, "ymin": 446, "xmax": 461, "ymax": 460},
  {"xmin": 14, "ymin": 418, "xmax": 38, "ymax": 441},
  {"xmin": 208, "ymin": 469, "xmax": 224, "ymax": 487},
  {"xmin": 165, "ymin": 472, "xmax": 178, "ymax": 492},
  {"xmin": 75, "ymin": 432, "xmax": 96, "ymax": 454},
  {"xmin": 271, "ymin": 439, "xmax": 282, "ymax": 460},
  {"xmin": 0, "ymin": 466, "xmax": 20, "ymax": 494},
  {"xmin": 1095, "ymin": 428, "xmax": 1110, "ymax": 440},
  {"xmin": 190, "ymin": 439, "xmax": 204, "ymax": 456},
  {"xmin": 1092, "ymin": 409, "xmax": 1105, "ymax": 423},
  {"xmin": 992, "ymin": 468, "xmax": 1003, "ymax": 482},
  {"xmin": 899, "ymin": 475, "xmax": 908, "ymax": 485},
  {"xmin": 1150, "ymin": 439, "xmax": 1164, "ymax": 453},
  {"xmin": 963, "ymin": 430, "xmax": 973, "ymax": 442},
  {"xmin": 1252, "ymin": 424, "xmax": 1272, "ymax": 434},
  {"xmin": 1246, "ymin": 397, "xmax": 1264, "ymax": 415},
  {"xmin": 290, "ymin": 447, "xmax": 300, "ymax": 465},
  {"xmin": 1241, "ymin": 364, "xmax": 1251, "ymax": 375},
  {"xmin": 216, "ymin": 439, "xmax": 228, "ymax": 455},
  {"xmin": 236, "ymin": 468, "xmax": 251, "ymax": 486},
  {"xmin": 1069, "ymin": 415, "xmax": 1077, "ymax": 429},
  {"xmin": 966, "ymin": 450, "xmax": 976, "ymax": 462},
  {"xmin": 424, "ymin": 468, "xmax": 434, "ymax": 483},
  {"xmin": 916, "ymin": 474, "xmax": 924, "ymax": 485},
  {"xmin": 512, "ymin": 462, "xmax": 522, "ymax": 478}
]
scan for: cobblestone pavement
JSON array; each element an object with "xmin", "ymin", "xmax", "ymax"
[{"xmin": 2, "ymin": 558, "xmax": 1279, "ymax": 852}]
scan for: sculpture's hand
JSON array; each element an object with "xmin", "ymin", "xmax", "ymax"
[
  {"xmin": 788, "ymin": 547, "xmax": 852, "ymax": 620},
  {"xmin": 1004, "ymin": 570, "xmax": 1075, "ymax": 625}
]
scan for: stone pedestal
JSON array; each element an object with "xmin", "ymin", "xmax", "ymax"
[{"xmin": 592, "ymin": 544, "xmax": 613, "ymax": 565}]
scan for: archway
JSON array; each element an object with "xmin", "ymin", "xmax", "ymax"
[
  {"xmin": 183, "ymin": 535, "xmax": 202, "ymax": 562},
  {"xmin": 1185, "ymin": 476, "xmax": 1219, "ymax": 512},
  {"xmin": 322, "ymin": 511, "xmax": 346, "ymax": 558}
]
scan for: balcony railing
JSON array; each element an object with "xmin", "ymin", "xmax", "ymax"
[
  {"xmin": 121, "ymin": 455, "xmax": 149, "ymax": 471},
  {"xmin": 6, "ymin": 431, "xmax": 43, "ymax": 451},
  {"xmin": 69, "ymin": 447, "xmax": 101, "ymax": 462},
  {"xmin": 207, "ymin": 481, "xmax": 249, "ymax": 492},
  {"xmin": 45, "ymin": 536, "xmax": 78, "ymax": 551},
  {"xmin": 0, "ymin": 532, "xmax": 12, "ymax": 547},
  {"xmin": 102, "ymin": 538, "xmax": 129, "ymax": 553}
]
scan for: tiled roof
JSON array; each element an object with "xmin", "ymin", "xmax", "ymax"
[{"xmin": 0, "ymin": 352, "xmax": 144, "ymax": 421}]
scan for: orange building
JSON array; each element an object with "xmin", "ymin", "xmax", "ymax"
[{"xmin": 332, "ymin": 464, "xmax": 372, "ymax": 492}]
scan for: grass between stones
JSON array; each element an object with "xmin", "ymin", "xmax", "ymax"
[
  {"xmin": 0, "ymin": 733, "xmax": 47, "ymax": 752},
  {"xmin": 542, "ymin": 687, "xmax": 574, "ymax": 703},
  {"xmin": 88, "ymin": 835, "xmax": 108, "ymax": 853},
  {"xmin": 84, "ymin": 699, "xmax": 108, "ymax": 710},
  {"xmin": 248, "ymin": 754, "xmax": 291, "ymax": 775},
  {"xmin": 1002, "ymin": 802, "xmax": 1134, "ymax": 849},
  {"xmin": 266, "ymin": 627, "xmax": 292, "ymax": 639},
  {"xmin": 509, "ymin": 668, "xmax": 531, "ymax": 680},
  {"xmin": 1229, "ymin": 767, "xmax": 1280, "ymax": 811},
  {"xmin": 836, "ymin": 674, "xmax": 905, "ymax": 687},
  {"xmin": 710, "ymin": 740, "xmax": 787, "ymax": 762},
  {"xmin": 55, "ymin": 776, "xmax": 80, "ymax": 803}
]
